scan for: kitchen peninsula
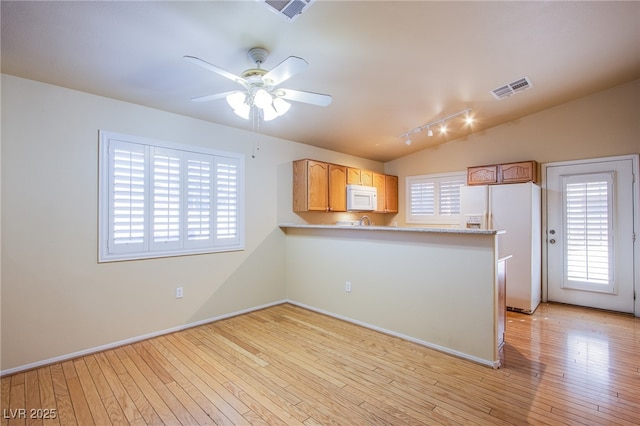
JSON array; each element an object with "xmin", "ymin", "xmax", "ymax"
[{"xmin": 279, "ymin": 224, "xmax": 508, "ymax": 368}]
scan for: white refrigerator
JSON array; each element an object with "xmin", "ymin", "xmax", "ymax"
[{"xmin": 460, "ymin": 182, "xmax": 541, "ymax": 314}]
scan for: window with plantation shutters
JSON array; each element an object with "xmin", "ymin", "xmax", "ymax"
[
  {"xmin": 99, "ymin": 131, "xmax": 244, "ymax": 262},
  {"xmin": 562, "ymin": 173, "xmax": 614, "ymax": 292},
  {"xmin": 406, "ymin": 172, "xmax": 465, "ymax": 224}
]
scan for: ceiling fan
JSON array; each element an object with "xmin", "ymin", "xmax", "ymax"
[{"xmin": 185, "ymin": 47, "xmax": 332, "ymax": 121}]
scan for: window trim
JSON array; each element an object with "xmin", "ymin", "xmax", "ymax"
[
  {"xmin": 405, "ymin": 171, "xmax": 466, "ymax": 225},
  {"xmin": 98, "ymin": 130, "xmax": 245, "ymax": 262}
]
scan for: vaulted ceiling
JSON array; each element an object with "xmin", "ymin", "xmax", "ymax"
[{"xmin": 2, "ymin": 1, "xmax": 639, "ymax": 162}]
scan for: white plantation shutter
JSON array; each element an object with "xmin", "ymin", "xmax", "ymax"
[
  {"xmin": 215, "ymin": 157, "xmax": 240, "ymax": 244},
  {"xmin": 439, "ymin": 178, "xmax": 465, "ymax": 215},
  {"xmin": 99, "ymin": 131, "xmax": 244, "ymax": 262},
  {"xmin": 186, "ymin": 154, "xmax": 213, "ymax": 247},
  {"xmin": 151, "ymin": 148, "xmax": 182, "ymax": 249},
  {"xmin": 406, "ymin": 172, "xmax": 465, "ymax": 224},
  {"xmin": 563, "ymin": 173, "xmax": 614, "ymax": 290},
  {"xmin": 109, "ymin": 140, "xmax": 147, "ymax": 253},
  {"xmin": 410, "ymin": 180, "xmax": 435, "ymax": 216}
]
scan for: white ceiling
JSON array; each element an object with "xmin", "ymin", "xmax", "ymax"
[{"xmin": 2, "ymin": 1, "xmax": 639, "ymax": 162}]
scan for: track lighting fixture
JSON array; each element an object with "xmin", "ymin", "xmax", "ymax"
[{"xmin": 399, "ymin": 108, "xmax": 473, "ymax": 145}]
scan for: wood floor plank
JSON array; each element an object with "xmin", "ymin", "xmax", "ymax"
[
  {"xmin": 24, "ymin": 370, "xmax": 41, "ymax": 426},
  {"xmin": 2, "ymin": 302, "xmax": 639, "ymax": 425},
  {"xmin": 35, "ymin": 368, "xmax": 59, "ymax": 426},
  {"xmin": 93, "ymin": 351, "xmax": 143, "ymax": 424},
  {"xmin": 48, "ymin": 365, "xmax": 76, "ymax": 426},
  {"xmin": 73, "ymin": 359, "xmax": 111, "ymax": 425}
]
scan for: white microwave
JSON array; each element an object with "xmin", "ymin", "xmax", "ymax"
[{"xmin": 347, "ymin": 185, "xmax": 377, "ymax": 211}]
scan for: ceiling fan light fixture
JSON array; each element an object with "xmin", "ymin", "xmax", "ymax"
[
  {"xmin": 226, "ymin": 92, "xmax": 246, "ymax": 110},
  {"xmin": 234, "ymin": 104, "xmax": 251, "ymax": 120},
  {"xmin": 253, "ymin": 89, "xmax": 273, "ymax": 109},
  {"xmin": 273, "ymin": 97, "xmax": 291, "ymax": 116},
  {"xmin": 262, "ymin": 105, "xmax": 279, "ymax": 121},
  {"xmin": 186, "ymin": 47, "xmax": 331, "ymax": 123}
]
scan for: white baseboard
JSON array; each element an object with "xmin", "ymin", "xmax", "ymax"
[
  {"xmin": 1, "ymin": 299, "xmax": 287, "ymax": 377},
  {"xmin": 286, "ymin": 300, "xmax": 500, "ymax": 369}
]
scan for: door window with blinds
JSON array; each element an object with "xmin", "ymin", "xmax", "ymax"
[
  {"xmin": 562, "ymin": 172, "xmax": 615, "ymax": 293},
  {"xmin": 406, "ymin": 172, "xmax": 465, "ymax": 224},
  {"xmin": 99, "ymin": 131, "xmax": 244, "ymax": 262}
]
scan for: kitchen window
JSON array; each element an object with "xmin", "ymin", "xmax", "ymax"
[
  {"xmin": 98, "ymin": 131, "xmax": 244, "ymax": 262},
  {"xmin": 406, "ymin": 172, "xmax": 465, "ymax": 225}
]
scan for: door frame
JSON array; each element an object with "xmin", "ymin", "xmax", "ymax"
[{"xmin": 541, "ymin": 154, "xmax": 639, "ymax": 317}]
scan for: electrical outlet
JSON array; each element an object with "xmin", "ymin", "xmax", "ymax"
[
  {"xmin": 176, "ymin": 287, "xmax": 183, "ymax": 299},
  {"xmin": 345, "ymin": 281, "xmax": 352, "ymax": 293}
]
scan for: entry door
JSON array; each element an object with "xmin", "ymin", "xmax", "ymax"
[{"xmin": 546, "ymin": 157, "xmax": 636, "ymax": 313}]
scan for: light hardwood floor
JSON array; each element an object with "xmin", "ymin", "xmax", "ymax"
[{"xmin": 1, "ymin": 302, "xmax": 639, "ymax": 425}]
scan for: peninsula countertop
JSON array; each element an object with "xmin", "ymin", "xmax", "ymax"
[{"xmin": 279, "ymin": 223, "xmax": 505, "ymax": 235}]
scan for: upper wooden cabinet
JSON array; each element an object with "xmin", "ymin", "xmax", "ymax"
[
  {"xmin": 467, "ymin": 160, "xmax": 538, "ymax": 185},
  {"xmin": 293, "ymin": 159, "xmax": 346, "ymax": 212},
  {"xmin": 500, "ymin": 161, "xmax": 538, "ymax": 184},
  {"xmin": 347, "ymin": 168, "xmax": 373, "ymax": 186},
  {"xmin": 373, "ymin": 173, "xmax": 398, "ymax": 213},
  {"xmin": 384, "ymin": 175, "xmax": 398, "ymax": 213},
  {"xmin": 328, "ymin": 164, "xmax": 347, "ymax": 212},
  {"xmin": 467, "ymin": 165, "xmax": 499, "ymax": 185},
  {"xmin": 294, "ymin": 159, "xmax": 397, "ymax": 213}
]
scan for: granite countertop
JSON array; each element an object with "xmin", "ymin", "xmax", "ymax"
[{"xmin": 279, "ymin": 223, "xmax": 505, "ymax": 235}]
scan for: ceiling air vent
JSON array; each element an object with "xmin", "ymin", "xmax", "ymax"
[
  {"xmin": 491, "ymin": 77, "xmax": 533, "ymax": 100},
  {"xmin": 263, "ymin": 0, "xmax": 316, "ymax": 21}
]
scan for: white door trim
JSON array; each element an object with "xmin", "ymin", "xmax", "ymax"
[{"xmin": 541, "ymin": 154, "xmax": 639, "ymax": 317}]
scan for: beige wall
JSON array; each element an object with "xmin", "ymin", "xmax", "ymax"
[
  {"xmin": 385, "ymin": 79, "xmax": 640, "ymax": 226},
  {"xmin": 0, "ymin": 75, "xmax": 382, "ymax": 372}
]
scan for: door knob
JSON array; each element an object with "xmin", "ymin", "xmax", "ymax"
[
  {"xmin": 549, "ymin": 239, "xmax": 556, "ymax": 244},
  {"xmin": 549, "ymin": 229, "xmax": 556, "ymax": 235}
]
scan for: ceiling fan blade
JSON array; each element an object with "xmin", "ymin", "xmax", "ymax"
[
  {"xmin": 190, "ymin": 90, "xmax": 240, "ymax": 103},
  {"xmin": 264, "ymin": 56, "xmax": 308, "ymax": 87},
  {"xmin": 280, "ymin": 88, "xmax": 332, "ymax": 107},
  {"xmin": 184, "ymin": 55, "xmax": 247, "ymax": 88}
]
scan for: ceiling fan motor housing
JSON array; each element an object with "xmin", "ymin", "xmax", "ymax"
[{"xmin": 248, "ymin": 47, "xmax": 269, "ymax": 66}]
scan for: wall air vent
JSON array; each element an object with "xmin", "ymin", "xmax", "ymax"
[
  {"xmin": 263, "ymin": 0, "xmax": 316, "ymax": 21},
  {"xmin": 491, "ymin": 77, "xmax": 533, "ymax": 100}
]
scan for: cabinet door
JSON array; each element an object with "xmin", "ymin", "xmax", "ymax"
[
  {"xmin": 347, "ymin": 168, "xmax": 361, "ymax": 185},
  {"xmin": 372, "ymin": 173, "xmax": 386, "ymax": 213},
  {"xmin": 360, "ymin": 170, "xmax": 374, "ymax": 186},
  {"xmin": 467, "ymin": 165, "xmax": 498, "ymax": 185},
  {"xmin": 384, "ymin": 175, "xmax": 398, "ymax": 213},
  {"xmin": 500, "ymin": 161, "xmax": 537, "ymax": 184},
  {"xmin": 329, "ymin": 164, "xmax": 347, "ymax": 211},
  {"xmin": 307, "ymin": 160, "xmax": 329, "ymax": 211}
]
